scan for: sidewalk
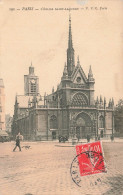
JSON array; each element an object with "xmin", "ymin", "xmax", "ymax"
[
  {"xmin": 23, "ymin": 138, "xmax": 123, "ymax": 143},
  {"xmin": 0, "ymin": 141, "xmax": 123, "ymax": 195},
  {"xmin": 37, "ymin": 137, "xmax": 123, "ymax": 144}
]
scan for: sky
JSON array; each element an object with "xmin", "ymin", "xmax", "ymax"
[{"xmin": 0, "ymin": 0, "xmax": 123, "ymax": 115}]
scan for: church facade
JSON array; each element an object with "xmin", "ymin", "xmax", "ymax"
[{"xmin": 12, "ymin": 17, "xmax": 114, "ymax": 140}]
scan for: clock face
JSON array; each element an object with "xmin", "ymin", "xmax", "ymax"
[{"xmin": 31, "ymin": 79, "xmax": 36, "ymax": 84}]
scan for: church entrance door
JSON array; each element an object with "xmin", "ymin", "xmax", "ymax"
[
  {"xmin": 52, "ymin": 131, "xmax": 56, "ymax": 140},
  {"xmin": 76, "ymin": 126, "xmax": 87, "ymax": 139},
  {"xmin": 76, "ymin": 112, "xmax": 92, "ymax": 139}
]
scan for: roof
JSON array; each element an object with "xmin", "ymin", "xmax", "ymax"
[
  {"xmin": 0, "ymin": 79, "xmax": 4, "ymax": 87},
  {"xmin": 16, "ymin": 95, "xmax": 34, "ymax": 108},
  {"xmin": 16, "ymin": 95, "xmax": 43, "ymax": 108},
  {"xmin": 0, "ymin": 130, "xmax": 8, "ymax": 136}
]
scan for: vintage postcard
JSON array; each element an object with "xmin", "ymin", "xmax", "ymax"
[{"xmin": 0, "ymin": 0, "xmax": 123, "ymax": 194}]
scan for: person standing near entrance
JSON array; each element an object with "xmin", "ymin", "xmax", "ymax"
[
  {"xmin": 13, "ymin": 132, "xmax": 23, "ymax": 152},
  {"xmin": 87, "ymin": 134, "xmax": 90, "ymax": 142}
]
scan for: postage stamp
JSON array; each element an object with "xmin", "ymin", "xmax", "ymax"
[{"xmin": 76, "ymin": 141, "xmax": 107, "ymax": 176}]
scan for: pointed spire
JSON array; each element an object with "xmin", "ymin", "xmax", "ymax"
[
  {"xmin": 100, "ymin": 95, "xmax": 103, "ymax": 107},
  {"xmin": 63, "ymin": 62, "xmax": 68, "ymax": 77},
  {"xmin": 112, "ymin": 97, "xmax": 114, "ymax": 105},
  {"xmin": 104, "ymin": 97, "xmax": 106, "ymax": 109},
  {"xmin": 44, "ymin": 92, "xmax": 46, "ymax": 96},
  {"xmin": 96, "ymin": 96, "xmax": 99, "ymax": 104},
  {"xmin": 77, "ymin": 56, "xmax": 80, "ymax": 66},
  {"xmin": 68, "ymin": 13, "xmax": 73, "ymax": 49},
  {"xmin": 67, "ymin": 14, "xmax": 75, "ymax": 76},
  {"xmin": 100, "ymin": 95, "xmax": 103, "ymax": 103},
  {"xmin": 15, "ymin": 93, "xmax": 17, "ymax": 102},
  {"xmin": 52, "ymin": 87, "xmax": 54, "ymax": 93},
  {"xmin": 88, "ymin": 65, "xmax": 95, "ymax": 82},
  {"xmin": 104, "ymin": 97, "xmax": 106, "ymax": 104},
  {"xmin": 95, "ymin": 96, "xmax": 99, "ymax": 107},
  {"xmin": 88, "ymin": 65, "xmax": 93, "ymax": 77},
  {"xmin": 108, "ymin": 98, "xmax": 112, "ymax": 108}
]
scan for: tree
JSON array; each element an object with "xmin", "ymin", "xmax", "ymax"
[{"xmin": 114, "ymin": 99, "xmax": 123, "ymax": 137}]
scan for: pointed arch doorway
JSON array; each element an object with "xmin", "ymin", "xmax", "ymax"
[{"xmin": 76, "ymin": 112, "xmax": 92, "ymax": 139}]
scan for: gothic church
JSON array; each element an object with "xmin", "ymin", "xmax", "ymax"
[{"xmin": 12, "ymin": 16, "xmax": 114, "ymax": 140}]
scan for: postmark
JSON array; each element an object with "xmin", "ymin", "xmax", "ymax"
[{"xmin": 70, "ymin": 141, "xmax": 107, "ymax": 187}]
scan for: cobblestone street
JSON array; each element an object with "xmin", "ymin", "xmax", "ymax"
[{"xmin": 0, "ymin": 141, "xmax": 123, "ymax": 195}]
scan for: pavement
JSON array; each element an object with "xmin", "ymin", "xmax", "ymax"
[{"xmin": 0, "ymin": 141, "xmax": 123, "ymax": 195}]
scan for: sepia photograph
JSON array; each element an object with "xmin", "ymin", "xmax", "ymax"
[{"xmin": 0, "ymin": 0, "xmax": 123, "ymax": 194}]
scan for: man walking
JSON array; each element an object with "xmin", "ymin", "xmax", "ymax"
[{"xmin": 13, "ymin": 132, "xmax": 22, "ymax": 152}]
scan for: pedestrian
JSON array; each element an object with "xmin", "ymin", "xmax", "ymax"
[
  {"xmin": 87, "ymin": 134, "xmax": 90, "ymax": 142},
  {"xmin": 13, "ymin": 132, "xmax": 22, "ymax": 152},
  {"xmin": 110, "ymin": 134, "xmax": 114, "ymax": 142}
]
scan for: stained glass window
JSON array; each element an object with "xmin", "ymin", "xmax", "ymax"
[
  {"xmin": 71, "ymin": 93, "xmax": 88, "ymax": 107},
  {"xmin": 50, "ymin": 115, "xmax": 57, "ymax": 129},
  {"xmin": 99, "ymin": 116, "xmax": 104, "ymax": 128}
]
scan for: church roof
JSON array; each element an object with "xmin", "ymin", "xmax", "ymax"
[
  {"xmin": 16, "ymin": 95, "xmax": 34, "ymax": 108},
  {"xmin": 16, "ymin": 95, "xmax": 42, "ymax": 108},
  {"xmin": 0, "ymin": 79, "xmax": 4, "ymax": 88}
]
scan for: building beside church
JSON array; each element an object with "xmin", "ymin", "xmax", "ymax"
[
  {"xmin": 5, "ymin": 114, "xmax": 13, "ymax": 133},
  {"xmin": 12, "ymin": 16, "xmax": 114, "ymax": 140},
  {"xmin": 0, "ymin": 78, "xmax": 5, "ymax": 131}
]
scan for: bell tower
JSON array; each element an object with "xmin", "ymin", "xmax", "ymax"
[{"xmin": 24, "ymin": 63, "xmax": 39, "ymax": 96}]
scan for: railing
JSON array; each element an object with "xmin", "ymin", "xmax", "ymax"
[
  {"xmin": 70, "ymin": 104, "xmax": 97, "ymax": 108},
  {"xmin": 70, "ymin": 83, "xmax": 89, "ymax": 89}
]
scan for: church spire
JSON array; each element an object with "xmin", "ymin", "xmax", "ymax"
[
  {"xmin": 88, "ymin": 65, "xmax": 95, "ymax": 82},
  {"xmin": 63, "ymin": 62, "xmax": 68, "ymax": 77},
  {"xmin": 77, "ymin": 56, "xmax": 80, "ymax": 66},
  {"xmin": 67, "ymin": 14, "xmax": 75, "ymax": 76},
  {"xmin": 68, "ymin": 14, "xmax": 73, "ymax": 49}
]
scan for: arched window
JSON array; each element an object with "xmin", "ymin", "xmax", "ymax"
[
  {"xmin": 76, "ymin": 112, "xmax": 92, "ymax": 127},
  {"xmin": 71, "ymin": 93, "xmax": 88, "ymax": 107},
  {"xmin": 99, "ymin": 116, "xmax": 104, "ymax": 128},
  {"xmin": 50, "ymin": 115, "xmax": 57, "ymax": 129}
]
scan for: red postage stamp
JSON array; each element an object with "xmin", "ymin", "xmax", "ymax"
[{"xmin": 76, "ymin": 141, "xmax": 106, "ymax": 176}]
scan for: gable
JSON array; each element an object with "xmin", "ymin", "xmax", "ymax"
[
  {"xmin": 72, "ymin": 70, "xmax": 85, "ymax": 84},
  {"xmin": 72, "ymin": 66, "xmax": 87, "ymax": 84}
]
